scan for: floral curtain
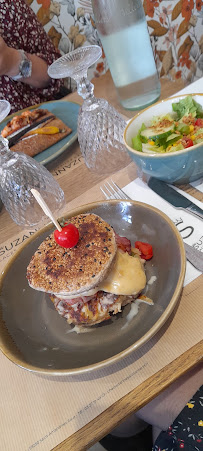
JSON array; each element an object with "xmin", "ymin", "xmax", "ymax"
[
  {"xmin": 27, "ymin": 0, "xmax": 203, "ymax": 87},
  {"xmin": 144, "ymin": 0, "xmax": 203, "ymax": 84},
  {"xmin": 26, "ymin": 0, "xmax": 107, "ymax": 90}
]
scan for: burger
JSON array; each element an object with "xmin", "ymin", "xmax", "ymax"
[{"xmin": 27, "ymin": 213, "xmax": 149, "ymax": 327}]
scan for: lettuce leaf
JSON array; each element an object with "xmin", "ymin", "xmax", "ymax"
[
  {"xmin": 166, "ymin": 143, "xmax": 184, "ymax": 152},
  {"xmin": 172, "ymin": 96, "xmax": 203, "ymax": 120},
  {"xmin": 142, "ymin": 143, "xmax": 165, "ymax": 153},
  {"xmin": 194, "ymin": 127, "xmax": 203, "ymax": 136},
  {"xmin": 132, "ymin": 123, "xmax": 146, "ymax": 152}
]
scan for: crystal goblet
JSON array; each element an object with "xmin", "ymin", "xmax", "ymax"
[
  {"xmin": 0, "ymin": 100, "xmax": 11, "ymax": 122},
  {"xmin": 0, "ymin": 101, "xmax": 65, "ymax": 227},
  {"xmin": 48, "ymin": 45, "xmax": 130, "ymax": 174}
]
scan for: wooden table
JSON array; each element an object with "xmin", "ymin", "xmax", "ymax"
[{"xmin": 0, "ymin": 71, "xmax": 202, "ymax": 450}]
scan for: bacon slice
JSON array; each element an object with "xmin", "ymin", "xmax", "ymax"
[
  {"xmin": 115, "ymin": 233, "xmax": 131, "ymax": 254},
  {"xmin": 55, "ymin": 294, "xmax": 98, "ymax": 307}
]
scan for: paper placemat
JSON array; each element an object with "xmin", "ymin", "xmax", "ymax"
[
  {"xmin": 0, "ymin": 278, "xmax": 202, "ymax": 451},
  {"xmin": 122, "ymin": 178, "xmax": 203, "ymax": 286},
  {"xmin": 0, "ymin": 185, "xmax": 202, "ymax": 451},
  {"xmin": 190, "ymin": 178, "xmax": 203, "ymax": 193},
  {"xmin": 175, "ymin": 78, "xmax": 203, "ymax": 96},
  {"xmin": 0, "ymin": 78, "xmax": 203, "ymax": 451}
]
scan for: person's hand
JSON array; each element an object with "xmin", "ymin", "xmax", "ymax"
[
  {"xmin": 0, "ymin": 37, "xmax": 21, "ymax": 77},
  {"xmin": 0, "ymin": 37, "xmax": 9, "ymax": 75},
  {"xmin": 0, "ymin": 36, "xmax": 51, "ymax": 87}
]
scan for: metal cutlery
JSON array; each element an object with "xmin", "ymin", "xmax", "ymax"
[
  {"xmin": 100, "ymin": 180, "xmax": 203, "ymax": 272},
  {"xmin": 148, "ymin": 177, "xmax": 203, "ymax": 221}
]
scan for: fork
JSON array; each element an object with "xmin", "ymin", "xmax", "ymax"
[
  {"xmin": 100, "ymin": 180, "xmax": 131, "ymax": 200},
  {"xmin": 100, "ymin": 180, "xmax": 203, "ymax": 272}
]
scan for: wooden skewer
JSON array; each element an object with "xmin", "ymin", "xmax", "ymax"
[{"xmin": 31, "ymin": 189, "xmax": 62, "ymax": 232}]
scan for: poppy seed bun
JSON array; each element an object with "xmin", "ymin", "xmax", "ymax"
[{"xmin": 27, "ymin": 213, "xmax": 117, "ymax": 295}]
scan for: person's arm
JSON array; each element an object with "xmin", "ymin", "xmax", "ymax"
[{"xmin": 0, "ymin": 37, "xmax": 51, "ymax": 88}]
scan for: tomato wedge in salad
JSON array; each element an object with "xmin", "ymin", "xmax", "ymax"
[{"xmin": 181, "ymin": 137, "xmax": 194, "ymax": 148}]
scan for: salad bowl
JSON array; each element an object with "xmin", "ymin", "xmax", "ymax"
[{"xmin": 124, "ymin": 94, "xmax": 203, "ymax": 184}]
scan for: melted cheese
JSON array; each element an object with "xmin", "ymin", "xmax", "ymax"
[
  {"xmin": 99, "ymin": 250, "xmax": 146, "ymax": 296},
  {"xmin": 56, "ymin": 250, "xmax": 146, "ymax": 299}
]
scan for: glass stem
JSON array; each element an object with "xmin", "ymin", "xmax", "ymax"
[{"xmin": 76, "ymin": 76, "xmax": 95, "ymax": 100}]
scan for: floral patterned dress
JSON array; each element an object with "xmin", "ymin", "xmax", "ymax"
[
  {"xmin": 153, "ymin": 385, "xmax": 203, "ymax": 451},
  {"xmin": 0, "ymin": 0, "xmax": 62, "ymax": 113}
]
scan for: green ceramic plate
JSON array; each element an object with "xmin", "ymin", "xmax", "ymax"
[{"xmin": 0, "ymin": 200, "xmax": 186, "ymax": 375}]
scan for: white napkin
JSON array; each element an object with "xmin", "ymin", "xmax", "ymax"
[
  {"xmin": 122, "ymin": 178, "xmax": 203, "ymax": 286},
  {"xmin": 175, "ymin": 78, "xmax": 203, "ymax": 96}
]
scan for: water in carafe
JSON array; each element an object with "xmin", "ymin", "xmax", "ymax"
[{"xmin": 92, "ymin": 0, "xmax": 161, "ymax": 110}]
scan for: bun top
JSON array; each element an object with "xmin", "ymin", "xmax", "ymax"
[{"xmin": 27, "ymin": 213, "xmax": 117, "ymax": 296}]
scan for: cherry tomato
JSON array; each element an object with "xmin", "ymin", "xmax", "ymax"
[
  {"xmin": 181, "ymin": 137, "xmax": 193, "ymax": 148},
  {"xmin": 195, "ymin": 118, "xmax": 203, "ymax": 127},
  {"xmin": 54, "ymin": 224, "xmax": 79, "ymax": 248},
  {"xmin": 134, "ymin": 241, "xmax": 153, "ymax": 260}
]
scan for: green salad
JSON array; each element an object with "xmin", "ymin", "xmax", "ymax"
[{"xmin": 132, "ymin": 95, "xmax": 203, "ymax": 154}]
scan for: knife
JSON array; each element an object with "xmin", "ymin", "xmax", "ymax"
[
  {"xmin": 7, "ymin": 114, "xmax": 55, "ymax": 147},
  {"xmin": 148, "ymin": 177, "xmax": 203, "ymax": 221},
  {"xmin": 184, "ymin": 242, "xmax": 203, "ymax": 272}
]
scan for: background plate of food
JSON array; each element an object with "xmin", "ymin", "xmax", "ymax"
[
  {"xmin": 0, "ymin": 200, "xmax": 185, "ymax": 375},
  {"xmin": 0, "ymin": 100, "xmax": 80, "ymax": 165}
]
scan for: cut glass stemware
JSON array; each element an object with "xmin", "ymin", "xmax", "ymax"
[
  {"xmin": 0, "ymin": 100, "xmax": 11, "ymax": 122},
  {"xmin": 48, "ymin": 45, "xmax": 130, "ymax": 174},
  {"xmin": 0, "ymin": 101, "xmax": 65, "ymax": 227}
]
